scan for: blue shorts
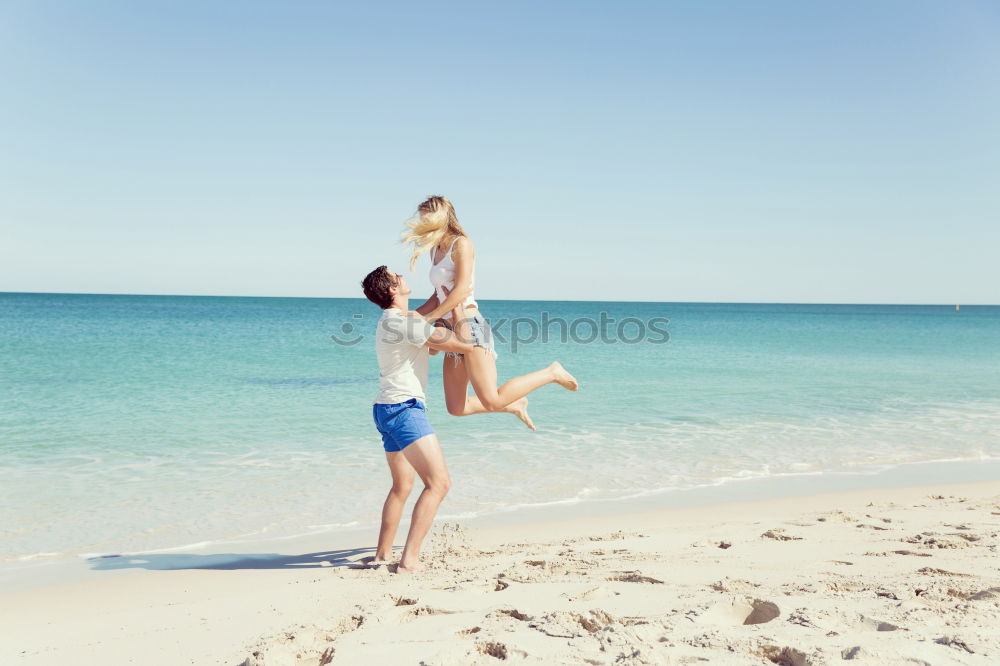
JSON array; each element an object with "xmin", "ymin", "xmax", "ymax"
[{"xmin": 372, "ymin": 399, "xmax": 435, "ymax": 453}]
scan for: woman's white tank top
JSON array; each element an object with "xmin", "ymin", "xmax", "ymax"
[{"xmin": 429, "ymin": 236, "xmax": 477, "ymax": 320}]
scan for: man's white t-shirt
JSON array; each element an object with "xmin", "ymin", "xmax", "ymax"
[{"xmin": 374, "ymin": 308, "xmax": 437, "ymax": 405}]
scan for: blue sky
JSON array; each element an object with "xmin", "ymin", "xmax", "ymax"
[{"xmin": 2, "ymin": 1, "xmax": 998, "ymax": 303}]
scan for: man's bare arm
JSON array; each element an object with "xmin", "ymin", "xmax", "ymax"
[{"xmin": 414, "ymin": 292, "xmax": 440, "ymax": 317}]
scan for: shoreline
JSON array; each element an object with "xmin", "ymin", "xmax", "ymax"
[
  {"xmin": 4, "ymin": 476, "xmax": 1000, "ymax": 664},
  {"xmin": 4, "ymin": 457, "xmax": 1000, "ymax": 596}
]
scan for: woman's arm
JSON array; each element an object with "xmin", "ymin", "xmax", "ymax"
[{"xmin": 425, "ymin": 236, "xmax": 475, "ymax": 321}]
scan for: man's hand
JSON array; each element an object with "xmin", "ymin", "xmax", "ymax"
[
  {"xmin": 425, "ymin": 325, "xmax": 476, "ymax": 356},
  {"xmin": 426, "ymin": 319, "xmax": 450, "ymax": 355}
]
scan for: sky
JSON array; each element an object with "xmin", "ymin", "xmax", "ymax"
[{"xmin": 1, "ymin": 1, "xmax": 998, "ymax": 303}]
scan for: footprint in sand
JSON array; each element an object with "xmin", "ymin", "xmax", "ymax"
[
  {"xmin": 530, "ymin": 610, "xmax": 620, "ymax": 638},
  {"xmin": 400, "ymin": 606, "xmax": 457, "ymax": 622},
  {"xmin": 762, "ymin": 529, "xmax": 804, "ymax": 541},
  {"xmin": 944, "ymin": 586, "xmax": 1000, "ymax": 601},
  {"xmin": 786, "ymin": 609, "xmax": 819, "ymax": 627},
  {"xmin": 496, "ymin": 608, "xmax": 531, "ymax": 622},
  {"xmin": 816, "ymin": 510, "xmax": 860, "ymax": 523},
  {"xmin": 969, "ymin": 588, "xmax": 1000, "ymax": 600},
  {"xmin": 935, "ymin": 636, "xmax": 976, "ymax": 654},
  {"xmin": 917, "ymin": 566, "xmax": 973, "ymax": 577},
  {"xmin": 837, "ymin": 613, "xmax": 901, "ymax": 632},
  {"xmin": 607, "ymin": 571, "xmax": 664, "ymax": 584},
  {"xmin": 951, "ymin": 532, "xmax": 981, "ymax": 542},
  {"xmin": 903, "ymin": 533, "xmax": 971, "ymax": 549},
  {"xmin": 473, "ymin": 640, "xmax": 529, "ymax": 660},
  {"xmin": 564, "ymin": 585, "xmax": 620, "ymax": 602},
  {"xmin": 823, "ymin": 580, "xmax": 868, "ymax": 594},
  {"xmin": 708, "ymin": 578, "xmax": 761, "ymax": 594},
  {"xmin": 695, "ymin": 598, "xmax": 780, "ymax": 626},
  {"xmin": 855, "ymin": 523, "xmax": 890, "ymax": 531},
  {"xmin": 757, "ymin": 645, "xmax": 812, "ymax": 665},
  {"xmin": 239, "ymin": 614, "xmax": 365, "ymax": 666},
  {"xmin": 476, "ymin": 641, "xmax": 508, "ymax": 659}
]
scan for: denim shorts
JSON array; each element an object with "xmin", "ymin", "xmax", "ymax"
[
  {"xmin": 372, "ymin": 398, "xmax": 435, "ymax": 452},
  {"xmin": 445, "ymin": 313, "xmax": 498, "ymax": 363}
]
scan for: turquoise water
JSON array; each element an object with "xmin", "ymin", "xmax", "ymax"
[{"xmin": 2, "ymin": 293, "xmax": 999, "ymax": 563}]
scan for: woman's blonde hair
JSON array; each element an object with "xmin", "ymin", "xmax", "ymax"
[{"xmin": 402, "ymin": 195, "xmax": 467, "ymax": 270}]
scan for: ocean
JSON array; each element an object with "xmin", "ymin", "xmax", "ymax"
[{"xmin": 2, "ymin": 293, "xmax": 999, "ymax": 565}]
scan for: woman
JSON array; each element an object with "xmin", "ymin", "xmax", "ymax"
[{"xmin": 404, "ymin": 195, "xmax": 578, "ymax": 430}]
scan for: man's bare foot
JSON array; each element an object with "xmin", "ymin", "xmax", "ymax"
[
  {"xmin": 506, "ymin": 397, "xmax": 535, "ymax": 430},
  {"xmin": 396, "ymin": 560, "xmax": 425, "ymax": 574},
  {"xmin": 550, "ymin": 362, "xmax": 579, "ymax": 391},
  {"xmin": 359, "ymin": 555, "xmax": 394, "ymax": 567}
]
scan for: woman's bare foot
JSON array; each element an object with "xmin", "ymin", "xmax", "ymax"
[
  {"xmin": 369, "ymin": 552, "xmax": 394, "ymax": 564},
  {"xmin": 506, "ymin": 397, "xmax": 535, "ymax": 430},
  {"xmin": 549, "ymin": 362, "xmax": 579, "ymax": 391},
  {"xmin": 396, "ymin": 560, "xmax": 425, "ymax": 574}
]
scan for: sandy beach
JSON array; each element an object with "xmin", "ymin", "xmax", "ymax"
[
  {"xmin": 4, "ymin": 479, "xmax": 998, "ymax": 665},
  {"xmin": 5, "ymin": 3, "xmax": 998, "ymax": 665}
]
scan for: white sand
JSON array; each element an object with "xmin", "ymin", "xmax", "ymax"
[{"xmin": 4, "ymin": 481, "xmax": 999, "ymax": 665}]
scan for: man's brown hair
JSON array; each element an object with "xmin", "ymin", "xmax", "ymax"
[{"xmin": 361, "ymin": 265, "xmax": 396, "ymax": 309}]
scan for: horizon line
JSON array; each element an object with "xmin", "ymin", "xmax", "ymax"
[{"xmin": 1, "ymin": 291, "xmax": 995, "ymax": 308}]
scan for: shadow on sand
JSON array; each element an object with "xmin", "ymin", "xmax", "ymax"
[{"xmin": 86, "ymin": 547, "xmax": 377, "ymax": 572}]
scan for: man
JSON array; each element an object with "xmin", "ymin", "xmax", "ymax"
[{"xmin": 361, "ymin": 265, "xmax": 475, "ymax": 573}]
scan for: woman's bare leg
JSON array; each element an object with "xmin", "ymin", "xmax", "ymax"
[
  {"xmin": 465, "ymin": 348, "xmax": 578, "ymax": 413},
  {"xmin": 442, "ymin": 350, "xmax": 535, "ymax": 429}
]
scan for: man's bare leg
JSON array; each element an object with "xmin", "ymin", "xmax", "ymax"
[
  {"xmin": 397, "ymin": 434, "xmax": 451, "ymax": 573},
  {"xmin": 374, "ymin": 450, "xmax": 416, "ymax": 562}
]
